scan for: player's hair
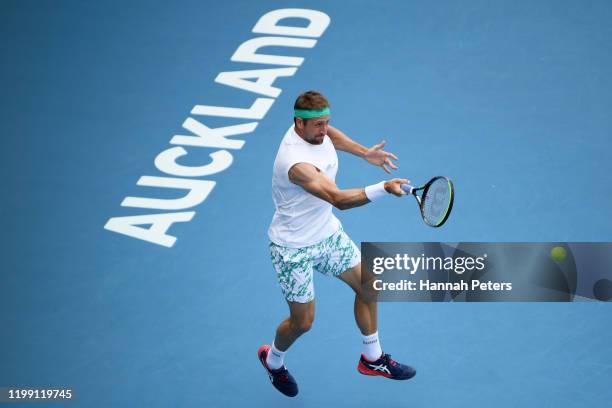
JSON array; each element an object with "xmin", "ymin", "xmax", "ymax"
[{"xmin": 294, "ymin": 91, "xmax": 330, "ymax": 125}]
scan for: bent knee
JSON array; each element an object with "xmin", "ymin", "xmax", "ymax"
[
  {"xmin": 357, "ymin": 279, "xmax": 379, "ymax": 303},
  {"xmin": 291, "ymin": 315, "xmax": 314, "ymax": 334}
]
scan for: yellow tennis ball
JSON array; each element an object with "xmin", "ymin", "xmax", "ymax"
[{"xmin": 550, "ymin": 246, "xmax": 567, "ymax": 262}]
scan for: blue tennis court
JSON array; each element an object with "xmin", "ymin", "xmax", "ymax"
[{"xmin": 1, "ymin": 1, "xmax": 611, "ymax": 406}]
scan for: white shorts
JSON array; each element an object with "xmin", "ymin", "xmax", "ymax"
[{"xmin": 269, "ymin": 227, "xmax": 361, "ymax": 303}]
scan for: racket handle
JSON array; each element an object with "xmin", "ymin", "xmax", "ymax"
[{"xmin": 400, "ymin": 184, "xmax": 415, "ymax": 195}]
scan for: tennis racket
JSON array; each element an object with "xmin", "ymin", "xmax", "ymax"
[{"xmin": 401, "ymin": 176, "xmax": 454, "ymax": 227}]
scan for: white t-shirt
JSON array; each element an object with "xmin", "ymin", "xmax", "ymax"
[{"xmin": 268, "ymin": 125, "xmax": 341, "ymax": 248}]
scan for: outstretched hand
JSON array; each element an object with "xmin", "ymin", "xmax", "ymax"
[{"xmin": 364, "ymin": 140, "xmax": 399, "ymax": 173}]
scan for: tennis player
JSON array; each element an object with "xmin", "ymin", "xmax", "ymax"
[{"xmin": 258, "ymin": 91, "xmax": 416, "ymax": 397}]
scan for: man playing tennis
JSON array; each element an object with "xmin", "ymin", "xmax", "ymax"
[{"xmin": 258, "ymin": 91, "xmax": 416, "ymax": 397}]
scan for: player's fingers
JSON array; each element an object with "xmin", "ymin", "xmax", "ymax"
[
  {"xmin": 394, "ymin": 179, "xmax": 409, "ymax": 195},
  {"xmin": 374, "ymin": 140, "xmax": 386, "ymax": 150},
  {"xmin": 386, "ymin": 159, "xmax": 398, "ymax": 170},
  {"xmin": 393, "ymin": 184, "xmax": 404, "ymax": 196},
  {"xmin": 382, "ymin": 163, "xmax": 391, "ymax": 174},
  {"xmin": 386, "ymin": 152, "xmax": 399, "ymax": 161}
]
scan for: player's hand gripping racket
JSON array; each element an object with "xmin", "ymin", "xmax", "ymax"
[{"xmin": 401, "ymin": 176, "xmax": 454, "ymax": 227}]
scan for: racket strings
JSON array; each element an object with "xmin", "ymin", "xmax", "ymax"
[{"xmin": 421, "ymin": 178, "xmax": 452, "ymax": 226}]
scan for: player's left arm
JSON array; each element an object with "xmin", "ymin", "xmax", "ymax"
[{"xmin": 327, "ymin": 125, "xmax": 399, "ymax": 173}]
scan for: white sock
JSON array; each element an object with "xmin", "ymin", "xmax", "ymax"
[
  {"xmin": 362, "ymin": 331, "xmax": 383, "ymax": 362},
  {"xmin": 266, "ymin": 342, "xmax": 286, "ymax": 370}
]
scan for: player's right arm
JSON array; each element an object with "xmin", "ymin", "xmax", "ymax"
[{"xmin": 288, "ymin": 162, "xmax": 408, "ymax": 210}]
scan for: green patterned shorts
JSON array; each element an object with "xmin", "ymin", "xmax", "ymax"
[{"xmin": 269, "ymin": 228, "xmax": 361, "ymax": 303}]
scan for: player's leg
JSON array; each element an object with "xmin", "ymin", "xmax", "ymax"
[
  {"xmin": 336, "ymin": 263, "xmax": 378, "ymax": 336},
  {"xmin": 315, "ymin": 228, "xmax": 383, "ymax": 361},
  {"xmin": 269, "ymin": 244, "xmax": 317, "ymax": 354},
  {"xmin": 272, "ymin": 299, "xmax": 315, "ymax": 353},
  {"xmin": 258, "ymin": 300, "xmax": 313, "ymax": 397},
  {"xmin": 258, "ymin": 243, "xmax": 316, "ymax": 397},
  {"xmin": 325, "ymin": 229, "xmax": 416, "ymax": 380},
  {"xmin": 338, "ymin": 262, "xmax": 383, "ymax": 363},
  {"xmin": 337, "ymin": 261, "xmax": 416, "ymax": 380}
]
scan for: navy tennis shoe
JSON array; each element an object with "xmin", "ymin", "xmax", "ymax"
[
  {"xmin": 258, "ymin": 344, "xmax": 299, "ymax": 397},
  {"xmin": 357, "ymin": 353, "xmax": 416, "ymax": 380}
]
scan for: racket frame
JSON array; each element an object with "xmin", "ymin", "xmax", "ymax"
[{"xmin": 405, "ymin": 176, "xmax": 454, "ymax": 227}]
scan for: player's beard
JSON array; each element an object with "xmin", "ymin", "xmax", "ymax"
[{"xmin": 310, "ymin": 134, "xmax": 325, "ymax": 145}]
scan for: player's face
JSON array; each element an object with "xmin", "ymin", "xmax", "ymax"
[{"xmin": 301, "ymin": 116, "xmax": 330, "ymax": 145}]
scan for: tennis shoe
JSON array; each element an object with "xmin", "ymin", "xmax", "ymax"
[
  {"xmin": 357, "ymin": 353, "xmax": 416, "ymax": 380},
  {"xmin": 258, "ymin": 344, "xmax": 298, "ymax": 397}
]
